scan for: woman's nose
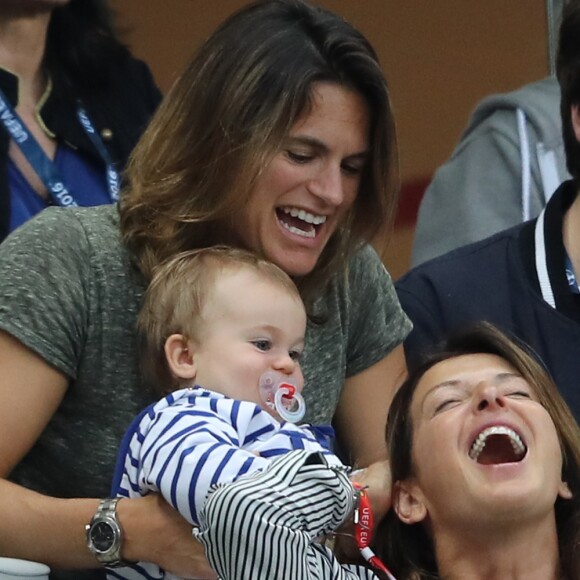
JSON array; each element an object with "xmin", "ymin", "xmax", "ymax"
[
  {"xmin": 307, "ymin": 164, "xmax": 344, "ymax": 206},
  {"xmin": 473, "ymin": 382, "xmax": 507, "ymax": 412}
]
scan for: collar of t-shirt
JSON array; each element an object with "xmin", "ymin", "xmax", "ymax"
[{"xmin": 519, "ymin": 179, "xmax": 580, "ymax": 321}]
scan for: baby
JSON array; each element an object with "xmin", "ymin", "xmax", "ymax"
[{"xmin": 109, "ymin": 246, "xmax": 347, "ymax": 579}]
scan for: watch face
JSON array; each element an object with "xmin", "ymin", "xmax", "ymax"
[{"xmin": 90, "ymin": 521, "xmax": 115, "ymax": 552}]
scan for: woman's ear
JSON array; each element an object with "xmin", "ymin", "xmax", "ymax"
[
  {"xmin": 571, "ymin": 104, "xmax": 580, "ymax": 143},
  {"xmin": 164, "ymin": 334, "xmax": 197, "ymax": 381},
  {"xmin": 393, "ymin": 480, "xmax": 428, "ymax": 525},
  {"xmin": 558, "ymin": 479, "xmax": 573, "ymax": 500}
]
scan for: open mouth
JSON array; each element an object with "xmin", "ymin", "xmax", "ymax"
[
  {"xmin": 469, "ymin": 426, "xmax": 527, "ymax": 465},
  {"xmin": 277, "ymin": 207, "xmax": 326, "ymax": 239}
]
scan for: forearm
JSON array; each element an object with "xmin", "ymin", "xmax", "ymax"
[
  {"xmin": 0, "ymin": 478, "xmax": 99, "ymax": 568},
  {"xmin": 0, "ymin": 479, "xmax": 214, "ymax": 578},
  {"xmin": 334, "ymin": 346, "xmax": 407, "ymax": 467}
]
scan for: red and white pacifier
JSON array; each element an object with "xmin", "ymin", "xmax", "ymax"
[{"xmin": 259, "ymin": 371, "xmax": 306, "ymax": 423}]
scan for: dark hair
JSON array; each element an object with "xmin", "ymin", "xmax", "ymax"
[
  {"xmin": 45, "ymin": 0, "xmax": 129, "ymax": 97},
  {"xmin": 557, "ymin": 0, "xmax": 580, "ymax": 179},
  {"xmin": 120, "ymin": 0, "xmax": 397, "ymax": 303},
  {"xmin": 375, "ymin": 322, "xmax": 580, "ymax": 580}
]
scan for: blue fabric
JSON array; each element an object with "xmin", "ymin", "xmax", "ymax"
[
  {"xmin": 8, "ymin": 143, "xmax": 111, "ymax": 233},
  {"xmin": 396, "ymin": 180, "xmax": 580, "ymax": 422}
]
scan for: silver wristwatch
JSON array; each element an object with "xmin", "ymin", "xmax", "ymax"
[{"xmin": 85, "ymin": 498, "xmax": 125, "ymax": 567}]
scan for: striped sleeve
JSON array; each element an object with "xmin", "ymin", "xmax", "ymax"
[
  {"xmin": 197, "ymin": 450, "xmax": 379, "ymax": 580},
  {"xmin": 136, "ymin": 396, "xmax": 272, "ymax": 525}
]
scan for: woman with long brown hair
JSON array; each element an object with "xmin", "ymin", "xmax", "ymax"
[{"xmin": 0, "ymin": 1, "xmax": 409, "ymax": 577}]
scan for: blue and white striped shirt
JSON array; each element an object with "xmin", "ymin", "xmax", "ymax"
[{"xmin": 109, "ymin": 387, "xmax": 342, "ymax": 579}]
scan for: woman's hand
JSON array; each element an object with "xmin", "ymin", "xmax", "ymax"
[
  {"xmin": 333, "ymin": 459, "xmax": 392, "ymax": 564},
  {"xmin": 350, "ymin": 459, "xmax": 392, "ymax": 521},
  {"xmin": 119, "ymin": 494, "xmax": 217, "ymax": 579}
]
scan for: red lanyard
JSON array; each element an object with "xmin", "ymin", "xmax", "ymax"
[{"xmin": 352, "ymin": 483, "xmax": 396, "ymax": 580}]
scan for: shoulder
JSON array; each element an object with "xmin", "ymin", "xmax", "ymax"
[
  {"xmin": 0, "ymin": 205, "xmax": 132, "ymax": 377},
  {"xmin": 348, "ymin": 243, "xmax": 385, "ymax": 268},
  {"xmin": 464, "ymin": 77, "xmax": 561, "ymax": 142},
  {"xmin": 138, "ymin": 389, "xmax": 232, "ymax": 436},
  {"xmin": 397, "ymin": 225, "xmax": 527, "ymax": 365},
  {"xmin": 396, "ymin": 224, "xmax": 528, "ymax": 356},
  {"xmin": 79, "ymin": 55, "xmax": 162, "ymax": 131},
  {"xmin": 399, "ymin": 226, "xmax": 522, "ymax": 297},
  {"xmin": 345, "ymin": 245, "xmax": 408, "ymax": 320},
  {"xmin": 316, "ymin": 244, "xmax": 411, "ymax": 369},
  {"xmin": 0, "ymin": 205, "xmax": 125, "ymax": 279},
  {"xmin": 109, "ymin": 55, "xmax": 161, "ymax": 98},
  {"xmin": 342, "ymin": 244, "xmax": 396, "ymax": 296},
  {"xmin": 108, "ymin": 55, "xmax": 162, "ymax": 110},
  {"xmin": 1, "ymin": 205, "xmax": 103, "ymax": 253},
  {"xmin": 473, "ymin": 78, "xmax": 559, "ymax": 116},
  {"xmin": 319, "ymin": 245, "xmax": 401, "ymax": 316}
]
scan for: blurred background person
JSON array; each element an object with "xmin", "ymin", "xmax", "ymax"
[
  {"xmin": 412, "ymin": 0, "xmax": 568, "ymax": 266},
  {"xmin": 0, "ymin": 0, "xmax": 161, "ymax": 241}
]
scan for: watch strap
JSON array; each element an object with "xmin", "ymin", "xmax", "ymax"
[{"xmin": 86, "ymin": 497, "xmax": 126, "ymax": 568}]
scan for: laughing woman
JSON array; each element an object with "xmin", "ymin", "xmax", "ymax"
[
  {"xmin": 378, "ymin": 322, "xmax": 580, "ymax": 580},
  {"xmin": 0, "ymin": 0, "xmax": 410, "ymax": 577}
]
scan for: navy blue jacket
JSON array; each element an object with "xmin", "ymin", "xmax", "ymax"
[{"xmin": 397, "ymin": 180, "xmax": 580, "ymax": 420}]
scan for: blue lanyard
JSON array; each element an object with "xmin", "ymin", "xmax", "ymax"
[
  {"xmin": 76, "ymin": 106, "xmax": 120, "ymax": 201},
  {"xmin": 0, "ymin": 88, "xmax": 120, "ymax": 207}
]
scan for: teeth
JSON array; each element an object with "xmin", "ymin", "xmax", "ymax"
[
  {"xmin": 279, "ymin": 220, "xmax": 316, "ymax": 238},
  {"xmin": 469, "ymin": 426, "xmax": 526, "ymax": 461},
  {"xmin": 281, "ymin": 207, "xmax": 327, "ymax": 225}
]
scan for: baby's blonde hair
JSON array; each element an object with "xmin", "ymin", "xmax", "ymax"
[{"xmin": 138, "ymin": 246, "xmax": 303, "ymax": 393}]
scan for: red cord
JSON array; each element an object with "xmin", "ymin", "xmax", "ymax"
[{"xmin": 352, "ymin": 482, "xmax": 396, "ymax": 580}]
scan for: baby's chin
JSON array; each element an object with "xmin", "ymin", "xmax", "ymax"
[{"xmin": 260, "ymin": 402, "xmax": 282, "ymax": 421}]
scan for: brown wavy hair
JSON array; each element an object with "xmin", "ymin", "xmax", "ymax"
[
  {"xmin": 119, "ymin": 0, "xmax": 397, "ymax": 303},
  {"xmin": 375, "ymin": 322, "xmax": 580, "ymax": 580}
]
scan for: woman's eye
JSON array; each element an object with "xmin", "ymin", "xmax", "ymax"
[
  {"xmin": 341, "ymin": 162, "xmax": 364, "ymax": 176},
  {"xmin": 286, "ymin": 150, "xmax": 312, "ymax": 164},
  {"xmin": 434, "ymin": 399, "xmax": 460, "ymax": 414},
  {"xmin": 289, "ymin": 350, "xmax": 302, "ymax": 362},
  {"xmin": 252, "ymin": 339, "xmax": 271, "ymax": 352},
  {"xmin": 508, "ymin": 390, "xmax": 532, "ymax": 399}
]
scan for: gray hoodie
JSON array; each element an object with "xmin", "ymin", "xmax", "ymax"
[{"xmin": 412, "ymin": 77, "xmax": 570, "ymax": 266}]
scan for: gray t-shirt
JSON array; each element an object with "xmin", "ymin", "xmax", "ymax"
[{"xmin": 0, "ymin": 204, "xmax": 410, "ymax": 577}]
